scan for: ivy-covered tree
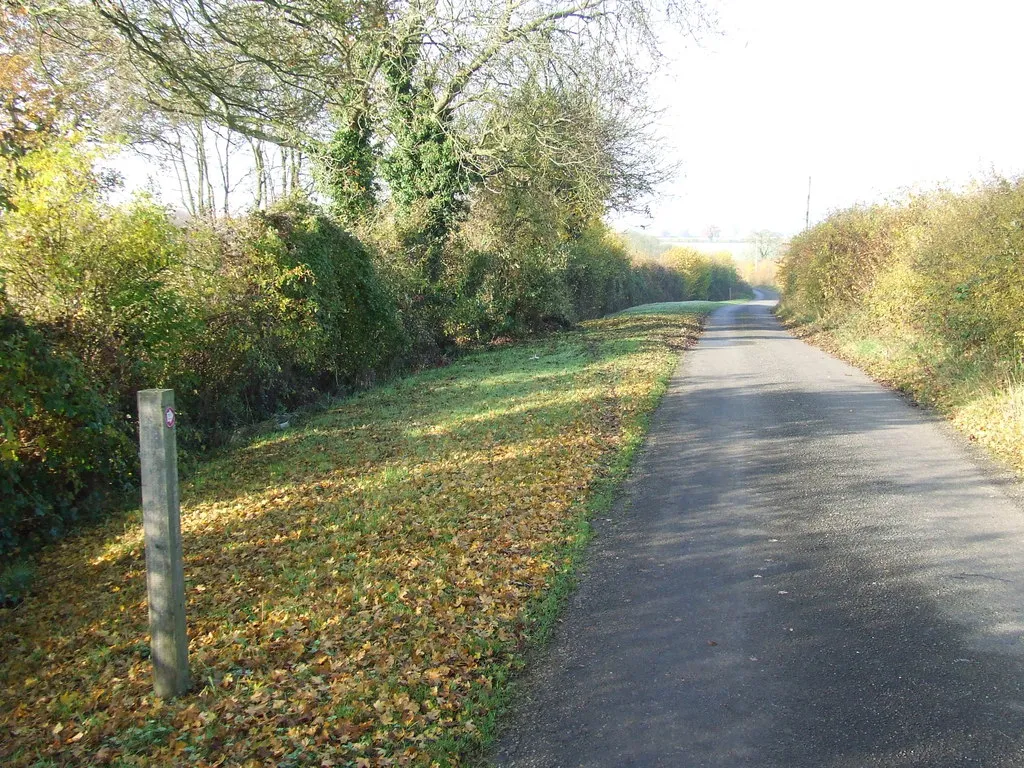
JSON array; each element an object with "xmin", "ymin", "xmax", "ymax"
[{"xmin": 45, "ymin": 0, "xmax": 708, "ymax": 251}]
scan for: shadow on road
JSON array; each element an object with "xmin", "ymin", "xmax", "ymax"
[{"xmin": 494, "ymin": 300, "xmax": 1024, "ymax": 767}]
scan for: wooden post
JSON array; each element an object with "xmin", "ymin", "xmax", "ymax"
[{"xmin": 137, "ymin": 389, "xmax": 190, "ymax": 698}]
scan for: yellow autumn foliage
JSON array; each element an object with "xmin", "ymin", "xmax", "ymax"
[{"xmin": 777, "ymin": 179, "xmax": 1024, "ymax": 473}]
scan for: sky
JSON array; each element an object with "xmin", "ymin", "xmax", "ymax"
[{"xmin": 615, "ymin": 0, "xmax": 1024, "ymax": 238}]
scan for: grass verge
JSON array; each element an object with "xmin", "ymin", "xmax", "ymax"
[{"xmin": 0, "ymin": 302, "xmax": 721, "ymax": 768}]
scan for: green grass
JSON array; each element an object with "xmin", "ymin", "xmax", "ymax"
[{"xmin": 1, "ymin": 305, "xmax": 710, "ymax": 767}]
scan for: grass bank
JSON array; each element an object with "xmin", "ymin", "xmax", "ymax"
[{"xmin": 1, "ymin": 302, "xmax": 723, "ymax": 768}]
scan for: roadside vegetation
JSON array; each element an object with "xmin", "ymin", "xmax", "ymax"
[
  {"xmin": 0, "ymin": 1, "xmax": 751, "ymax": 571},
  {"xmin": 0, "ymin": 2, "xmax": 742, "ymax": 763},
  {"xmin": 618, "ymin": 230, "xmax": 782, "ymax": 290},
  {"xmin": 661, "ymin": 247, "xmax": 760, "ymax": 300},
  {"xmin": 0, "ymin": 304, "xmax": 717, "ymax": 767},
  {"xmin": 777, "ymin": 180, "xmax": 1024, "ymax": 473}
]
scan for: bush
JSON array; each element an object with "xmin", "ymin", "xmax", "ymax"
[
  {"xmin": 776, "ymin": 178, "xmax": 1024, "ymax": 472},
  {"xmin": 777, "ymin": 204, "xmax": 908, "ymax": 322},
  {"xmin": 446, "ymin": 222, "xmax": 686, "ymax": 338},
  {"xmin": 565, "ymin": 228, "xmax": 640, "ymax": 318},
  {"xmin": 911, "ymin": 184, "xmax": 1024, "ymax": 358},
  {"xmin": 0, "ymin": 558, "xmax": 34, "ymax": 606},
  {"xmin": 0, "ymin": 140, "xmax": 408, "ymax": 551},
  {"xmin": 0, "ymin": 293, "xmax": 131, "ymax": 557},
  {"xmin": 262, "ymin": 200, "xmax": 405, "ymax": 382},
  {"xmin": 477, "ymin": 245, "xmax": 573, "ymax": 336},
  {"xmin": 778, "ymin": 182, "xmax": 1024, "ymax": 362},
  {"xmin": 0, "ymin": 140, "xmax": 200, "ymax": 417},
  {"xmin": 663, "ymin": 247, "xmax": 750, "ymax": 301},
  {"xmin": 178, "ymin": 200, "xmax": 407, "ymax": 432},
  {"xmin": 0, "ymin": 135, "xmax": 716, "ymax": 553}
]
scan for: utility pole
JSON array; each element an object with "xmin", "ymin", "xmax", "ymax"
[{"xmin": 805, "ymin": 176, "xmax": 812, "ymax": 230}]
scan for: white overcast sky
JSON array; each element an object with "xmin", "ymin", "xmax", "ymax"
[{"xmin": 618, "ymin": 0, "xmax": 1024, "ymax": 237}]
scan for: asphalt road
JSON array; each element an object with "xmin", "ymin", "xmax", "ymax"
[{"xmin": 491, "ymin": 293, "xmax": 1024, "ymax": 767}]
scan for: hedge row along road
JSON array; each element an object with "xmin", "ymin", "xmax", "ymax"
[{"xmin": 494, "ymin": 289, "xmax": 1024, "ymax": 767}]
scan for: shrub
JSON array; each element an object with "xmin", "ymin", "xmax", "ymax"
[
  {"xmin": 777, "ymin": 204, "xmax": 909, "ymax": 322},
  {"xmin": 0, "ymin": 138, "xmax": 203, "ymax": 417},
  {"xmin": 778, "ymin": 182, "xmax": 1024, "ymax": 361},
  {"xmin": 0, "ymin": 558, "xmax": 34, "ymax": 606},
  {"xmin": 0, "ymin": 140, "xmax": 407, "ymax": 551},
  {"xmin": 565, "ymin": 228, "xmax": 637, "ymax": 318},
  {"xmin": 0, "ymin": 134, "xmax": 707, "ymax": 553},
  {"xmin": 776, "ymin": 179, "xmax": 1024, "ymax": 472},
  {"xmin": 0, "ymin": 292, "xmax": 131, "ymax": 557},
  {"xmin": 911, "ymin": 184, "xmax": 1024, "ymax": 359},
  {"xmin": 663, "ymin": 247, "xmax": 750, "ymax": 301},
  {"xmin": 261, "ymin": 199, "xmax": 405, "ymax": 383},
  {"xmin": 180, "ymin": 200, "xmax": 407, "ymax": 428}
]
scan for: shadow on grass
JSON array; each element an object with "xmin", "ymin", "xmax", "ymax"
[{"xmin": 0, "ymin": 305, "xmax": 707, "ymax": 766}]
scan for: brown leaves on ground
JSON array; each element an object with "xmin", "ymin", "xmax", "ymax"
[{"xmin": 0, "ymin": 309, "xmax": 704, "ymax": 767}]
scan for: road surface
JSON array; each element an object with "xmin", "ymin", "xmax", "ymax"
[{"xmin": 492, "ymin": 293, "xmax": 1024, "ymax": 767}]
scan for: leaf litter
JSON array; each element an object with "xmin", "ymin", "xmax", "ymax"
[{"xmin": 0, "ymin": 309, "xmax": 707, "ymax": 767}]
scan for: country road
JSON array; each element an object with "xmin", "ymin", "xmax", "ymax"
[{"xmin": 492, "ymin": 293, "xmax": 1024, "ymax": 767}]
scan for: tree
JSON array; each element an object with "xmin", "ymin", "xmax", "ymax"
[
  {"xmin": 0, "ymin": 6, "xmax": 95, "ymax": 207},
  {"xmin": 364, "ymin": 0, "xmax": 698, "ymax": 282},
  {"xmin": 750, "ymin": 230, "xmax": 783, "ymax": 264},
  {"xmin": 25, "ymin": 0, "xmax": 714, "ymax": 324},
  {"xmin": 2, "ymin": 4, "xmax": 153, "ymax": 140},
  {"xmin": 50, "ymin": 1, "xmax": 708, "ymax": 230}
]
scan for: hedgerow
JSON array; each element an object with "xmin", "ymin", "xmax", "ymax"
[
  {"xmin": 0, "ymin": 138, "xmax": 716, "ymax": 552},
  {"xmin": 777, "ymin": 179, "xmax": 1024, "ymax": 472}
]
